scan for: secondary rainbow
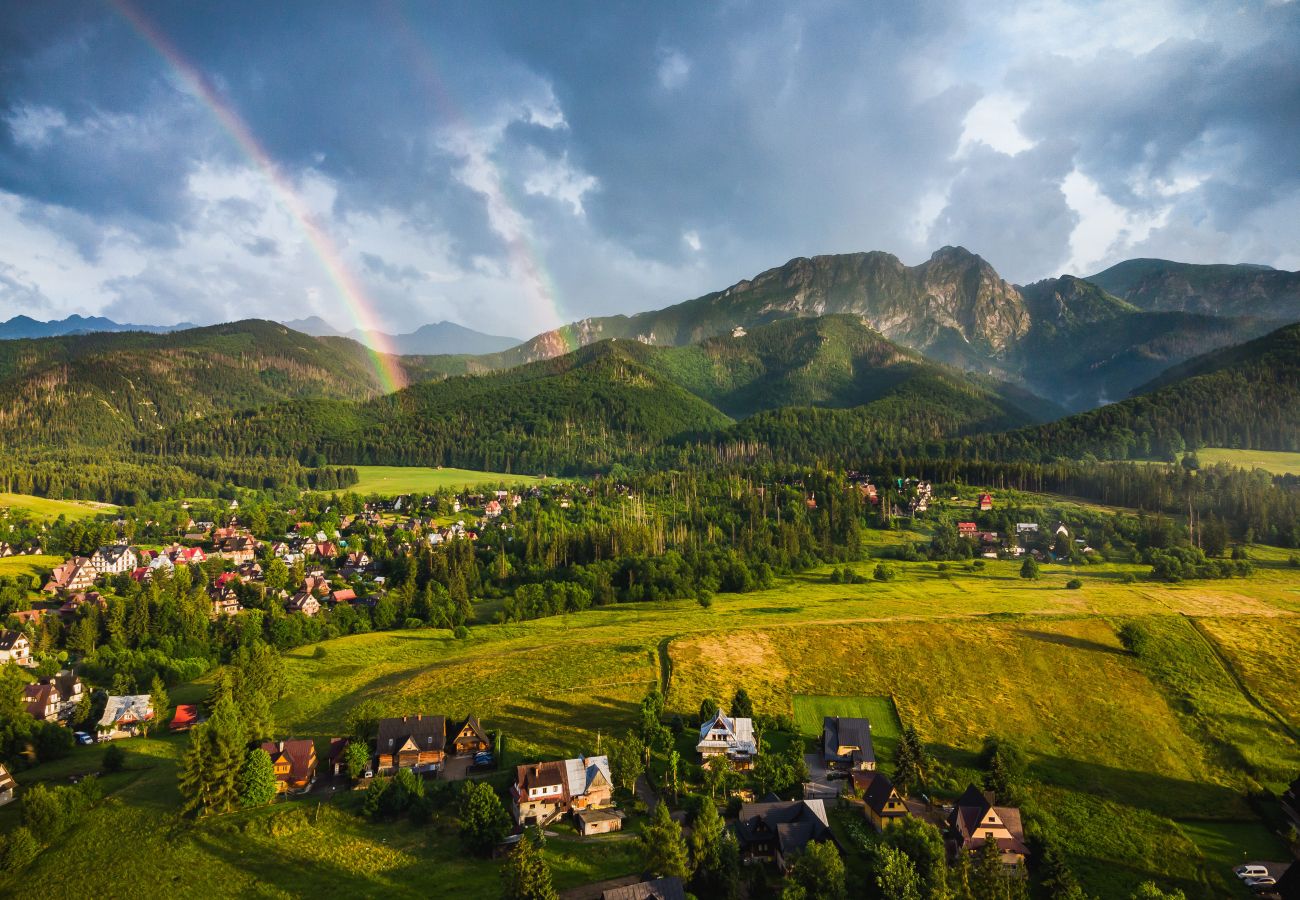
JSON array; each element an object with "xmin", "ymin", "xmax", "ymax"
[{"xmin": 110, "ymin": 0, "xmax": 408, "ymax": 393}]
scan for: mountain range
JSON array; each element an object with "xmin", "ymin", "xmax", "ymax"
[
  {"xmin": 280, "ymin": 316, "xmax": 520, "ymax": 355},
  {"xmin": 0, "ymin": 314, "xmax": 197, "ymax": 340}
]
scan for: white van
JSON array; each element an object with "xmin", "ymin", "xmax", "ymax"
[{"xmin": 1234, "ymin": 864, "xmax": 1269, "ymax": 880}]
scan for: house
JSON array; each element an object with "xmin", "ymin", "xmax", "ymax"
[
  {"xmin": 327, "ymin": 737, "xmax": 353, "ymax": 777},
  {"xmin": 217, "ymin": 535, "xmax": 257, "ymax": 564},
  {"xmin": 10, "ymin": 609, "xmax": 49, "ymax": 627},
  {"xmin": 23, "ymin": 670, "xmax": 83, "ymax": 722},
  {"xmin": 822, "ymin": 716, "xmax": 875, "ymax": 771},
  {"xmin": 170, "ymin": 704, "xmax": 203, "ymax": 732},
  {"xmin": 601, "ymin": 877, "xmax": 686, "ymax": 900},
  {"xmin": 575, "ymin": 807, "xmax": 624, "ymax": 836},
  {"xmin": 170, "ymin": 546, "xmax": 207, "ymax": 565},
  {"xmin": 697, "ymin": 710, "xmax": 757, "ymax": 769},
  {"xmin": 0, "ymin": 763, "xmax": 15, "ymax": 806},
  {"xmin": 1282, "ymin": 775, "xmax": 1300, "ymax": 831},
  {"xmin": 957, "ymin": 522, "xmax": 978, "ymax": 539},
  {"xmin": 856, "ymin": 770, "xmax": 910, "ymax": 830},
  {"xmin": 978, "ymin": 493, "xmax": 993, "ymax": 511},
  {"xmin": 947, "ymin": 785, "xmax": 1029, "ymax": 867},
  {"xmin": 210, "ymin": 586, "xmax": 243, "ymax": 618},
  {"xmin": 326, "ymin": 588, "xmax": 357, "ymax": 607},
  {"xmin": 58, "ymin": 591, "xmax": 106, "ymax": 620},
  {"xmin": 735, "ymin": 799, "xmax": 834, "ymax": 870},
  {"xmin": 315, "ymin": 541, "xmax": 339, "ymax": 559},
  {"xmin": 564, "ymin": 755, "xmax": 613, "ymax": 811},
  {"xmin": 286, "ymin": 591, "xmax": 320, "ymax": 617},
  {"xmin": 91, "ymin": 544, "xmax": 138, "ymax": 575},
  {"xmin": 236, "ymin": 560, "xmax": 263, "ymax": 581},
  {"xmin": 450, "ymin": 716, "xmax": 490, "ymax": 756},
  {"xmin": 97, "ymin": 694, "xmax": 155, "ymax": 741},
  {"xmin": 484, "ymin": 500, "xmax": 503, "ymax": 518},
  {"xmin": 512, "ymin": 760, "xmax": 568, "ymax": 825},
  {"xmin": 260, "ymin": 739, "xmax": 317, "ymax": 793},
  {"xmin": 43, "ymin": 556, "xmax": 97, "ymax": 593},
  {"xmin": 375, "ymin": 715, "xmax": 446, "ymax": 774},
  {"xmin": 0, "ymin": 630, "xmax": 33, "ymax": 667}
]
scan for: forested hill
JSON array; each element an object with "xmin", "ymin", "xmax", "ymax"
[
  {"xmin": 141, "ymin": 316, "xmax": 1055, "ymax": 474},
  {"xmin": 1086, "ymin": 258, "xmax": 1300, "ymax": 320},
  {"xmin": 950, "ymin": 322, "xmax": 1300, "ymax": 462},
  {"xmin": 0, "ymin": 320, "xmax": 427, "ymax": 449}
]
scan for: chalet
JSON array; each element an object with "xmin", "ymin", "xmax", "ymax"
[
  {"xmin": 1282, "ymin": 775, "xmax": 1300, "ymax": 831},
  {"xmin": 340, "ymin": 551, "xmax": 370, "ymax": 576},
  {"xmin": 327, "ymin": 737, "xmax": 353, "ymax": 777},
  {"xmin": 170, "ymin": 546, "xmax": 207, "ymax": 565},
  {"xmin": 375, "ymin": 714, "xmax": 446, "ymax": 774},
  {"xmin": 22, "ymin": 671, "xmax": 83, "ymax": 722},
  {"xmin": 957, "ymin": 522, "xmax": 978, "ymax": 539},
  {"xmin": 147, "ymin": 552, "xmax": 174, "ymax": 574},
  {"xmin": 58, "ymin": 591, "xmax": 106, "ymax": 620},
  {"xmin": 947, "ymin": 785, "xmax": 1029, "ymax": 867},
  {"xmin": 170, "ymin": 704, "xmax": 203, "ymax": 732},
  {"xmin": 0, "ymin": 763, "xmax": 15, "ymax": 806},
  {"xmin": 97, "ymin": 694, "xmax": 155, "ymax": 741},
  {"xmin": 326, "ymin": 588, "xmax": 356, "ymax": 607},
  {"xmin": 735, "ymin": 799, "xmax": 833, "ymax": 870},
  {"xmin": 564, "ymin": 755, "xmax": 613, "ymax": 812},
  {"xmin": 210, "ymin": 586, "xmax": 243, "ymax": 618},
  {"xmin": 484, "ymin": 500, "xmax": 503, "ymax": 518},
  {"xmin": 261, "ymin": 739, "xmax": 317, "ymax": 793},
  {"xmin": 697, "ymin": 710, "xmax": 757, "ymax": 769},
  {"xmin": 315, "ymin": 541, "xmax": 339, "ymax": 559},
  {"xmin": 856, "ymin": 770, "xmax": 910, "ymax": 830},
  {"xmin": 978, "ymin": 493, "xmax": 994, "ymax": 511},
  {"xmin": 0, "ymin": 630, "xmax": 33, "ymax": 667},
  {"xmin": 303, "ymin": 574, "xmax": 330, "ymax": 596},
  {"xmin": 450, "ymin": 716, "xmax": 490, "ymax": 756},
  {"xmin": 823, "ymin": 716, "xmax": 875, "ymax": 771},
  {"xmin": 43, "ymin": 556, "xmax": 98, "ymax": 594},
  {"xmin": 286, "ymin": 591, "xmax": 320, "ymax": 617},
  {"xmin": 511, "ymin": 760, "xmax": 567, "ymax": 825},
  {"xmin": 236, "ymin": 560, "xmax": 264, "ymax": 581},
  {"xmin": 601, "ymin": 877, "xmax": 685, "ymax": 900},
  {"xmin": 91, "ymin": 544, "xmax": 138, "ymax": 575},
  {"xmin": 217, "ymin": 535, "xmax": 257, "ymax": 564}
]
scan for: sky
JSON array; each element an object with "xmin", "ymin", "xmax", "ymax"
[{"xmin": 1, "ymin": 0, "xmax": 1298, "ymax": 339}]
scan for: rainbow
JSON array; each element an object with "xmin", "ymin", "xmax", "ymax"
[{"xmin": 110, "ymin": 0, "xmax": 408, "ymax": 393}]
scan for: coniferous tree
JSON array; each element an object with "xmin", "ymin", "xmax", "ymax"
[
  {"xmin": 500, "ymin": 829, "xmax": 558, "ymax": 900},
  {"xmin": 640, "ymin": 798, "xmax": 691, "ymax": 880},
  {"xmin": 689, "ymin": 801, "xmax": 738, "ymax": 899},
  {"xmin": 237, "ymin": 747, "xmax": 278, "ymax": 807},
  {"xmin": 731, "ymin": 687, "xmax": 754, "ymax": 719}
]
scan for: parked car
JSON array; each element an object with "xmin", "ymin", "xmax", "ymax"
[
  {"xmin": 1245, "ymin": 876, "xmax": 1276, "ymax": 889},
  {"xmin": 1235, "ymin": 865, "xmax": 1269, "ymax": 880},
  {"xmin": 73, "ymin": 731, "xmax": 94, "ymax": 745},
  {"xmin": 825, "ymin": 771, "xmax": 849, "ymax": 781}
]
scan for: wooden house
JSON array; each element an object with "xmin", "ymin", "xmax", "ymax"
[
  {"xmin": 696, "ymin": 710, "xmax": 757, "ymax": 769},
  {"xmin": 261, "ymin": 739, "xmax": 317, "ymax": 793},
  {"xmin": 822, "ymin": 716, "xmax": 875, "ymax": 770},
  {"xmin": 575, "ymin": 807, "xmax": 624, "ymax": 836},
  {"xmin": 97, "ymin": 694, "xmax": 155, "ymax": 741},
  {"xmin": 0, "ymin": 630, "xmax": 33, "ymax": 667},
  {"xmin": 375, "ymin": 715, "xmax": 445, "ymax": 774},
  {"xmin": 23, "ymin": 671, "xmax": 83, "ymax": 722},
  {"xmin": 286, "ymin": 591, "xmax": 320, "ymax": 617},
  {"xmin": 947, "ymin": 785, "xmax": 1029, "ymax": 867},
  {"xmin": 735, "ymin": 799, "xmax": 833, "ymax": 870},
  {"xmin": 450, "ymin": 716, "xmax": 490, "ymax": 756}
]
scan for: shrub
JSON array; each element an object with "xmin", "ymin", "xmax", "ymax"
[
  {"xmin": 0, "ymin": 826, "xmax": 39, "ymax": 873},
  {"xmin": 313, "ymin": 645, "xmax": 327, "ymax": 659},
  {"xmin": 873, "ymin": 564, "xmax": 896, "ymax": 582},
  {"xmin": 1120, "ymin": 573, "xmax": 1137, "ymax": 584},
  {"xmin": 102, "ymin": 743, "xmax": 125, "ymax": 773},
  {"xmin": 453, "ymin": 625, "xmax": 470, "ymax": 640},
  {"xmin": 1289, "ymin": 555, "xmax": 1300, "ymax": 568},
  {"xmin": 1065, "ymin": 579, "xmax": 1083, "ymax": 590}
]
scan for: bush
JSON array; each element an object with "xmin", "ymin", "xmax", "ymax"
[
  {"xmin": 1120, "ymin": 573, "xmax": 1137, "ymax": 584},
  {"xmin": 453, "ymin": 625, "xmax": 470, "ymax": 640},
  {"xmin": 102, "ymin": 743, "xmax": 125, "ymax": 773},
  {"xmin": 1118, "ymin": 622, "xmax": 1150, "ymax": 656},
  {"xmin": 873, "ymin": 564, "xmax": 896, "ymax": 582},
  {"xmin": 313, "ymin": 645, "xmax": 327, "ymax": 659},
  {"xmin": 1065, "ymin": 579, "xmax": 1083, "ymax": 590},
  {"xmin": 0, "ymin": 826, "xmax": 39, "ymax": 873},
  {"xmin": 1289, "ymin": 555, "xmax": 1300, "ymax": 568}
]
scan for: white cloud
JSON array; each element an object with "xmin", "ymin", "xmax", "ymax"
[
  {"xmin": 682, "ymin": 229, "xmax": 702, "ymax": 252},
  {"xmin": 657, "ymin": 49, "xmax": 691, "ymax": 90},
  {"xmin": 958, "ymin": 93, "xmax": 1032, "ymax": 156}
]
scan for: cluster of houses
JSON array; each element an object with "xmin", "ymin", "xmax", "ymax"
[{"xmin": 954, "ymin": 519, "xmax": 1094, "ymax": 560}]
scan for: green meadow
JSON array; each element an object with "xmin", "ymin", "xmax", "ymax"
[
  {"xmin": 4, "ymin": 524, "xmax": 1299, "ymax": 898},
  {"xmin": 0, "ymin": 492, "xmax": 115, "ymax": 523},
  {"xmin": 0, "ymin": 554, "xmax": 63, "ymax": 580},
  {"xmin": 1190, "ymin": 447, "xmax": 1300, "ymax": 475},
  {"xmin": 345, "ymin": 465, "xmax": 549, "ymax": 496}
]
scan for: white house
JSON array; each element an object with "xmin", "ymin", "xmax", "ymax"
[
  {"xmin": 91, "ymin": 544, "xmax": 138, "ymax": 575},
  {"xmin": 697, "ymin": 710, "xmax": 757, "ymax": 768},
  {"xmin": 98, "ymin": 694, "xmax": 155, "ymax": 741},
  {"xmin": 0, "ymin": 630, "xmax": 33, "ymax": 667}
]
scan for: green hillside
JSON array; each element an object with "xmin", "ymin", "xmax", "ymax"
[{"xmin": 0, "ymin": 321, "xmax": 429, "ymax": 449}]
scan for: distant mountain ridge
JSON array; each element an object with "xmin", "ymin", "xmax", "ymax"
[
  {"xmin": 0, "ymin": 314, "xmax": 197, "ymax": 339},
  {"xmin": 281, "ymin": 316, "xmax": 520, "ymax": 355},
  {"xmin": 1087, "ymin": 258, "xmax": 1300, "ymax": 320}
]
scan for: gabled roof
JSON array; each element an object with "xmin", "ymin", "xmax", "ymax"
[
  {"xmin": 563, "ymin": 755, "xmax": 611, "ymax": 798},
  {"xmin": 0, "ymin": 763, "xmax": 15, "ymax": 793},
  {"xmin": 948, "ymin": 784, "xmax": 1028, "ymax": 856},
  {"xmin": 453, "ymin": 715, "xmax": 489, "ymax": 745},
  {"xmin": 261, "ymin": 739, "xmax": 316, "ymax": 782},
  {"xmin": 736, "ymin": 800, "xmax": 831, "ymax": 854},
  {"xmin": 859, "ymin": 771, "xmax": 906, "ymax": 817},
  {"xmin": 375, "ymin": 715, "xmax": 445, "ymax": 754},
  {"xmin": 601, "ymin": 877, "xmax": 686, "ymax": 900},
  {"xmin": 697, "ymin": 710, "xmax": 756, "ymax": 754},
  {"xmin": 0, "ymin": 629, "xmax": 28, "ymax": 651},
  {"xmin": 23, "ymin": 682, "xmax": 56, "ymax": 717},
  {"xmin": 515, "ymin": 759, "xmax": 568, "ymax": 794},
  {"xmin": 98, "ymin": 694, "xmax": 154, "ymax": 728},
  {"xmin": 170, "ymin": 704, "xmax": 202, "ymax": 730}
]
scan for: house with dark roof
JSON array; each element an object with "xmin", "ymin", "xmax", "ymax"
[
  {"xmin": 735, "ymin": 799, "xmax": 834, "ymax": 870},
  {"xmin": 0, "ymin": 630, "xmax": 34, "ymax": 667},
  {"xmin": 450, "ymin": 716, "xmax": 490, "ymax": 756},
  {"xmin": 375, "ymin": 715, "xmax": 445, "ymax": 775},
  {"xmin": 601, "ymin": 877, "xmax": 686, "ymax": 900},
  {"xmin": 823, "ymin": 716, "xmax": 875, "ymax": 771},
  {"xmin": 512, "ymin": 759, "xmax": 568, "ymax": 825},
  {"xmin": 91, "ymin": 544, "xmax": 138, "ymax": 575},
  {"xmin": 23, "ymin": 671, "xmax": 83, "ymax": 722},
  {"xmin": 855, "ymin": 770, "xmax": 910, "ymax": 830},
  {"xmin": 261, "ymin": 739, "xmax": 317, "ymax": 793},
  {"xmin": 947, "ymin": 785, "xmax": 1029, "ymax": 867}
]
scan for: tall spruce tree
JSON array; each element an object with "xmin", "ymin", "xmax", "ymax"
[
  {"xmin": 640, "ymin": 798, "xmax": 691, "ymax": 879},
  {"xmin": 501, "ymin": 830, "xmax": 558, "ymax": 900}
]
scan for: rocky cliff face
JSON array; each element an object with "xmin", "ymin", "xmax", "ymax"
[{"xmin": 1086, "ymin": 259, "xmax": 1300, "ymax": 321}]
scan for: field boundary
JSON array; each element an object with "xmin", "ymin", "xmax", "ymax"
[{"xmin": 1184, "ymin": 614, "xmax": 1300, "ymax": 746}]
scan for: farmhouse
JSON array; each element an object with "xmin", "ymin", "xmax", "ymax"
[
  {"xmin": 0, "ymin": 630, "xmax": 33, "ymax": 667},
  {"xmin": 511, "ymin": 754, "xmax": 612, "ymax": 826},
  {"xmin": 0, "ymin": 763, "xmax": 15, "ymax": 806},
  {"xmin": 375, "ymin": 715, "xmax": 445, "ymax": 774},
  {"xmin": 261, "ymin": 739, "xmax": 317, "ymax": 793},
  {"xmin": 43, "ymin": 556, "xmax": 98, "ymax": 594},
  {"xmin": 947, "ymin": 785, "xmax": 1029, "ymax": 867},
  {"xmin": 957, "ymin": 522, "xmax": 978, "ymax": 538},
  {"xmin": 286, "ymin": 591, "xmax": 320, "ymax": 617},
  {"xmin": 449, "ymin": 716, "xmax": 490, "ymax": 756},
  {"xmin": 696, "ymin": 709, "xmax": 757, "ymax": 769},
  {"xmin": 601, "ymin": 877, "xmax": 685, "ymax": 900},
  {"xmin": 512, "ymin": 759, "xmax": 568, "ymax": 825},
  {"xmin": 822, "ymin": 716, "xmax": 875, "ymax": 771},
  {"xmin": 735, "ymin": 799, "xmax": 834, "ymax": 870},
  {"xmin": 97, "ymin": 694, "xmax": 155, "ymax": 741},
  {"xmin": 91, "ymin": 544, "xmax": 138, "ymax": 575}
]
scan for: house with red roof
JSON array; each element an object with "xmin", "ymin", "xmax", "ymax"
[
  {"xmin": 261, "ymin": 739, "xmax": 317, "ymax": 793},
  {"xmin": 170, "ymin": 704, "xmax": 203, "ymax": 732},
  {"xmin": 978, "ymin": 493, "xmax": 994, "ymax": 511},
  {"xmin": 957, "ymin": 522, "xmax": 978, "ymax": 538},
  {"xmin": 947, "ymin": 785, "xmax": 1028, "ymax": 867}
]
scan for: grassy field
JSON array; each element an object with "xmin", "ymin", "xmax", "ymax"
[
  {"xmin": 0, "ymin": 492, "xmax": 114, "ymax": 522},
  {"xmin": 793, "ymin": 694, "xmax": 902, "ymax": 763},
  {"xmin": 0, "ymin": 554, "xmax": 61, "ymax": 580},
  {"xmin": 1190, "ymin": 448, "xmax": 1300, "ymax": 475},
  {"xmin": 5, "ymin": 524, "xmax": 1300, "ymax": 898},
  {"xmin": 347, "ymin": 466, "xmax": 549, "ymax": 496},
  {"xmin": 1177, "ymin": 820, "xmax": 1292, "ymax": 896}
]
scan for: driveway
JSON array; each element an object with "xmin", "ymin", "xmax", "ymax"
[
  {"xmin": 438, "ymin": 755, "xmax": 472, "ymax": 782},
  {"xmin": 803, "ymin": 752, "xmax": 841, "ymax": 801}
]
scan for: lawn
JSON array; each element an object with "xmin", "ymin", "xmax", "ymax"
[
  {"xmin": 1177, "ymin": 819, "xmax": 1292, "ymax": 897},
  {"xmin": 1189, "ymin": 448, "xmax": 1300, "ymax": 475},
  {"xmin": 346, "ymin": 465, "xmax": 549, "ymax": 496},
  {"xmin": 792, "ymin": 694, "xmax": 902, "ymax": 762},
  {"xmin": 0, "ymin": 492, "xmax": 115, "ymax": 522},
  {"xmin": 1196, "ymin": 616, "xmax": 1300, "ymax": 734},
  {"xmin": 0, "ymin": 554, "xmax": 62, "ymax": 580}
]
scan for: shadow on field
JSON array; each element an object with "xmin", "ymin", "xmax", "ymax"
[
  {"xmin": 1017, "ymin": 629, "xmax": 1127, "ymax": 656},
  {"xmin": 1029, "ymin": 752, "xmax": 1248, "ymax": 818}
]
